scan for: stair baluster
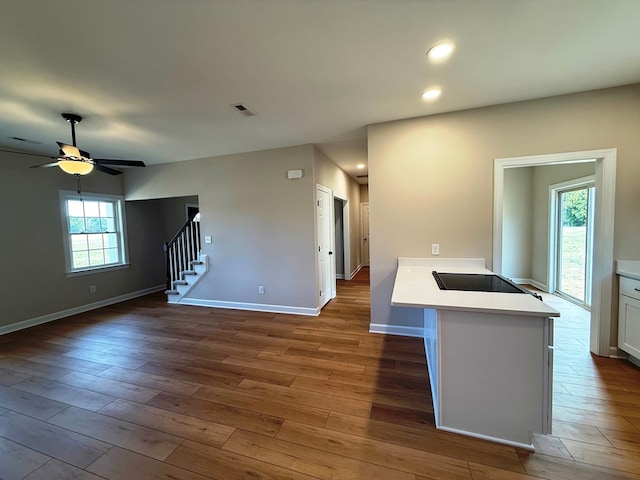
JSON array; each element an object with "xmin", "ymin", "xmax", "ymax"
[{"xmin": 164, "ymin": 211, "xmax": 201, "ymax": 293}]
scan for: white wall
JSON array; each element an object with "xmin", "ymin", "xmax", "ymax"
[
  {"xmin": 368, "ymin": 84, "xmax": 640, "ymax": 339},
  {"xmin": 125, "ymin": 145, "xmax": 318, "ymax": 311}
]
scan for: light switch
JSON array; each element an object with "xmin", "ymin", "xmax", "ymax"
[
  {"xmin": 204, "ymin": 235, "xmax": 212, "ymax": 244},
  {"xmin": 432, "ymin": 244, "xmax": 440, "ymax": 256}
]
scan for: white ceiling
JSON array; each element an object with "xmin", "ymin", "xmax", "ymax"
[{"xmin": 1, "ymin": 1, "xmax": 640, "ymax": 185}]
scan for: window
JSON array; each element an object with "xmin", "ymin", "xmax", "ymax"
[{"xmin": 60, "ymin": 191, "xmax": 128, "ymax": 274}]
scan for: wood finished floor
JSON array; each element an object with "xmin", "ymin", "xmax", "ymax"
[{"xmin": 1, "ymin": 269, "xmax": 640, "ymax": 479}]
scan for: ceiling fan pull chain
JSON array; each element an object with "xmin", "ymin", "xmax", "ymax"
[{"xmin": 75, "ymin": 174, "xmax": 82, "ymax": 195}]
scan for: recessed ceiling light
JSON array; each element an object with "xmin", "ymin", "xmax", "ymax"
[
  {"xmin": 427, "ymin": 42, "xmax": 455, "ymax": 61},
  {"xmin": 421, "ymin": 88, "xmax": 442, "ymax": 101},
  {"xmin": 357, "ymin": 163, "xmax": 365, "ymax": 170}
]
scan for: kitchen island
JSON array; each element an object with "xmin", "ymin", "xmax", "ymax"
[{"xmin": 391, "ymin": 257, "xmax": 559, "ymax": 450}]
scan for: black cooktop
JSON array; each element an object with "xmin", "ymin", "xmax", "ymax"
[{"xmin": 432, "ymin": 271, "xmax": 528, "ymax": 294}]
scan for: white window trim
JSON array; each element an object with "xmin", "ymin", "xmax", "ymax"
[{"xmin": 59, "ymin": 190, "xmax": 130, "ymax": 276}]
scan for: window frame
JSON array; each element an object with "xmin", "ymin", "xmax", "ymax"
[{"xmin": 59, "ymin": 190, "xmax": 130, "ymax": 276}]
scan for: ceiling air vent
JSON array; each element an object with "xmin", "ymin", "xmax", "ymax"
[
  {"xmin": 357, "ymin": 175, "xmax": 368, "ymax": 178},
  {"xmin": 10, "ymin": 136, "xmax": 41, "ymax": 144},
  {"xmin": 231, "ymin": 103, "xmax": 257, "ymax": 117}
]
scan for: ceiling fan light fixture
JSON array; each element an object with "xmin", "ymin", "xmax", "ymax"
[{"xmin": 58, "ymin": 159, "xmax": 94, "ymax": 175}]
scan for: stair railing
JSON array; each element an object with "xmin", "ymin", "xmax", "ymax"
[{"xmin": 164, "ymin": 212, "xmax": 201, "ymax": 292}]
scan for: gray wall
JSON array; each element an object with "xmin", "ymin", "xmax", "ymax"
[
  {"xmin": 125, "ymin": 145, "xmax": 318, "ymax": 309},
  {"xmin": 368, "ymin": 84, "xmax": 640, "ymax": 344},
  {"xmin": 502, "ymin": 168, "xmax": 533, "ymax": 280},
  {"xmin": 0, "ymin": 152, "xmax": 171, "ymax": 329}
]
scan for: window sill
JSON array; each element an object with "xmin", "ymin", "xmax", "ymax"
[{"xmin": 65, "ymin": 263, "xmax": 130, "ymax": 278}]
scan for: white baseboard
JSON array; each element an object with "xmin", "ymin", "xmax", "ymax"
[
  {"xmin": 627, "ymin": 354, "xmax": 640, "ymax": 367},
  {"xmin": 0, "ymin": 285, "xmax": 166, "ymax": 336},
  {"xmin": 609, "ymin": 346, "xmax": 628, "ymax": 359},
  {"xmin": 369, "ymin": 323, "xmax": 424, "ymax": 338},
  {"xmin": 336, "ymin": 274, "xmax": 345, "ymax": 280},
  {"xmin": 436, "ymin": 425, "xmax": 534, "ymax": 452},
  {"xmin": 346, "ymin": 264, "xmax": 363, "ymax": 281},
  {"xmin": 178, "ymin": 298, "xmax": 320, "ymax": 316}
]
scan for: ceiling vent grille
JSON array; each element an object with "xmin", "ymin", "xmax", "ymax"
[
  {"xmin": 232, "ymin": 103, "xmax": 257, "ymax": 117},
  {"xmin": 10, "ymin": 136, "xmax": 41, "ymax": 144},
  {"xmin": 356, "ymin": 175, "xmax": 368, "ymax": 178}
]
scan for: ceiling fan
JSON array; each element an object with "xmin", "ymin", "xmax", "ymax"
[{"xmin": 1, "ymin": 113, "xmax": 146, "ymax": 176}]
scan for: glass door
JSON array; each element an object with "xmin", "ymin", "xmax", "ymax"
[{"xmin": 556, "ymin": 185, "xmax": 595, "ymax": 306}]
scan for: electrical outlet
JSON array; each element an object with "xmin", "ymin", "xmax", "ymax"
[
  {"xmin": 204, "ymin": 235, "xmax": 212, "ymax": 244},
  {"xmin": 89, "ymin": 285, "xmax": 96, "ymax": 294},
  {"xmin": 431, "ymin": 244, "xmax": 440, "ymax": 256},
  {"xmin": 258, "ymin": 285, "xmax": 265, "ymax": 294}
]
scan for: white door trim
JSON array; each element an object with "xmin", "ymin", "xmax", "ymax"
[{"xmin": 493, "ymin": 148, "xmax": 616, "ymax": 357}]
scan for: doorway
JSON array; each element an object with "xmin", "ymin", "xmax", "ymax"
[
  {"xmin": 493, "ymin": 149, "xmax": 616, "ymax": 357},
  {"xmin": 333, "ymin": 196, "xmax": 351, "ymax": 280},
  {"xmin": 361, "ymin": 203, "xmax": 370, "ymax": 267}
]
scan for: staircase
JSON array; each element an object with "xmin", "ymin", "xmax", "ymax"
[{"xmin": 164, "ymin": 213, "xmax": 208, "ymax": 303}]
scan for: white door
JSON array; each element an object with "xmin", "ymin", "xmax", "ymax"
[
  {"xmin": 361, "ymin": 203, "xmax": 370, "ymax": 267},
  {"xmin": 316, "ymin": 184, "xmax": 334, "ymax": 308}
]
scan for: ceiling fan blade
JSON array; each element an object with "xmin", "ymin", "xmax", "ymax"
[
  {"xmin": 93, "ymin": 163, "xmax": 123, "ymax": 175},
  {"xmin": 93, "ymin": 159, "xmax": 146, "ymax": 167},
  {"xmin": 30, "ymin": 161, "xmax": 60, "ymax": 168},
  {"xmin": 0, "ymin": 148, "xmax": 56, "ymax": 159},
  {"xmin": 56, "ymin": 142, "xmax": 90, "ymax": 159}
]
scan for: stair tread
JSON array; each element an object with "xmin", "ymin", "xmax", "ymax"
[{"xmin": 164, "ymin": 290, "xmax": 179, "ymax": 295}]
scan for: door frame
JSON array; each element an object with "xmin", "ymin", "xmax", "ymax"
[
  {"xmin": 334, "ymin": 194, "xmax": 351, "ymax": 281},
  {"xmin": 493, "ymin": 148, "xmax": 616, "ymax": 357}
]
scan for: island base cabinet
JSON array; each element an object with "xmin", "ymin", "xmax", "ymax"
[{"xmin": 424, "ymin": 309, "xmax": 553, "ymax": 450}]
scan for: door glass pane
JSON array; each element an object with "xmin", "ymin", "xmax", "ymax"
[{"xmin": 558, "ymin": 189, "xmax": 587, "ymax": 301}]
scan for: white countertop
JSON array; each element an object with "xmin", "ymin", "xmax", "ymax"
[
  {"xmin": 391, "ymin": 257, "xmax": 559, "ymax": 317},
  {"xmin": 616, "ymin": 260, "xmax": 640, "ymax": 281}
]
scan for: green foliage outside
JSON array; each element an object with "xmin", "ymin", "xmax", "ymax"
[{"xmin": 561, "ymin": 189, "xmax": 587, "ymax": 227}]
